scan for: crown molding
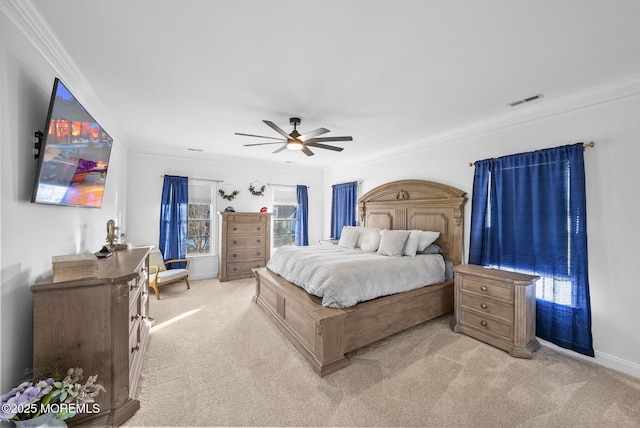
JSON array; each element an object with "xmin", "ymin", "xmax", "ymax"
[
  {"xmin": 328, "ymin": 73, "xmax": 640, "ymax": 172},
  {"xmin": 1, "ymin": 0, "xmax": 123, "ymax": 143}
]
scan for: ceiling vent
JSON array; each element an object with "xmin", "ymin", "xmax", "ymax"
[{"xmin": 508, "ymin": 93, "xmax": 544, "ymax": 107}]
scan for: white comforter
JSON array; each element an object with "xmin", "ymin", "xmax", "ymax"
[{"xmin": 266, "ymin": 245, "xmax": 445, "ymax": 308}]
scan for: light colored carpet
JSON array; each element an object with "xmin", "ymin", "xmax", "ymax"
[{"xmin": 123, "ymin": 278, "xmax": 640, "ymax": 427}]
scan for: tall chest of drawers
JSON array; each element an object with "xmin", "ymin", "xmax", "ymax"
[
  {"xmin": 219, "ymin": 212, "xmax": 271, "ymax": 282},
  {"xmin": 31, "ymin": 247, "xmax": 151, "ymax": 426},
  {"xmin": 453, "ymin": 264, "xmax": 540, "ymax": 358}
]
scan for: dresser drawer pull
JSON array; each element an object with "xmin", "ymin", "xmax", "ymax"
[
  {"xmin": 233, "ymin": 240, "xmax": 238, "ymax": 244},
  {"xmin": 232, "ymin": 253, "xmax": 237, "ymax": 258},
  {"xmin": 233, "ymin": 227, "xmax": 237, "ymax": 231},
  {"xmin": 256, "ymin": 252, "xmax": 261, "ymax": 256},
  {"xmin": 480, "ymin": 303, "xmax": 488, "ymax": 309},
  {"xmin": 256, "ymin": 226, "xmax": 261, "ymax": 231},
  {"xmin": 232, "ymin": 267, "xmax": 238, "ymax": 271},
  {"xmin": 480, "ymin": 320, "xmax": 488, "ymax": 327},
  {"xmin": 257, "ymin": 239, "xmax": 261, "ymax": 244},
  {"xmin": 480, "ymin": 286, "xmax": 488, "ymax": 292}
]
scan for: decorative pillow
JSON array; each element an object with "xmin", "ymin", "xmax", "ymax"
[
  {"xmin": 402, "ymin": 230, "xmax": 423, "ymax": 257},
  {"xmin": 377, "ymin": 230, "xmax": 411, "ymax": 257},
  {"xmin": 337, "ymin": 226, "xmax": 360, "ymax": 249},
  {"xmin": 417, "ymin": 231, "xmax": 440, "ymax": 251},
  {"xmin": 360, "ymin": 232, "xmax": 381, "ymax": 252},
  {"xmin": 417, "ymin": 243, "xmax": 443, "ymax": 254},
  {"xmin": 356, "ymin": 227, "xmax": 381, "ymax": 248}
]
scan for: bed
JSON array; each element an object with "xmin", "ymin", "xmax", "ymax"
[{"xmin": 253, "ymin": 179, "xmax": 467, "ymax": 377}]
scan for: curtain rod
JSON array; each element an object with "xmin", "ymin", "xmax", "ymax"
[
  {"xmin": 267, "ymin": 183, "xmax": 309, "ymax": 189},
  {"xmin": 331, "ymin": 180, "xmax": 363, "ymax": 187},
  {"xmin": 161, "ymin": 175, "xmax": 223, "ymax": 183},
  {"xmin": 468, "ymin": 142, "xmax": 595, "ymax": 167}
]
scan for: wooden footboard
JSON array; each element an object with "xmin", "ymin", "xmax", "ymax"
[
  {"xmin": 252, "ymin": 179, "xmax": 465, "ymax": 377},
  {"xmin": 253, "ymin": 267, "xmax": 453, "ymax": 377}
]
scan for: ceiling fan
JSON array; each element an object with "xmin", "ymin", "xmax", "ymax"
[{"xmin": 235, "ymin": 117, "xmax": 353, "ymax": 157}]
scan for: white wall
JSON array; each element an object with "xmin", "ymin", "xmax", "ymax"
[
  {"xmin": 324, "ymin": 90, "xmax": 640, "ymax": 379},
  {"xmin": 126, "ymin": 153, "xmax": 324, "ymax": 279},
  {"xmin": 0, "ymin": 11, "xmax": 129, "ymax": 395}
]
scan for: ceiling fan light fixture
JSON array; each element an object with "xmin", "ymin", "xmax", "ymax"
[{"xmin": 287, "ymin": 140, "xmax": 304, "ymax": 150}]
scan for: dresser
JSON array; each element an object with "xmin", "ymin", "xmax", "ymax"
[
  {"xmin": 31, "ymin": 247, "xmax": 151, "ymax": 426},
  {"xmin": 219, "ymin": 212, "xmax": 271, "ymax": 282},
  {"xmin": 453, "ymin": 264, "xmax": 540, "ymax": 358}
]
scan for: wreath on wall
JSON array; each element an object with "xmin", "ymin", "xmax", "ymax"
[
  {"xmin": 249, "ymin": 181, "xmax": 266, "ymax": 196},
  {"xmin": 218, "ymin": 184, "xmax": 239, "ymax": 201}
]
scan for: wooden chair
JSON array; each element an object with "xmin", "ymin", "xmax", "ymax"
[{"xmin": 148, "ymin": 249, "xmax": 191, "ymax": 299}]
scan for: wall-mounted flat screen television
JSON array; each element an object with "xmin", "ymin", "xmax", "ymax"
[{"xmin": 31, "ymin": 78, "xmax": 113, "ymax": 208}]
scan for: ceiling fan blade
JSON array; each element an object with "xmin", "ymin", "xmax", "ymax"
[
  {"xmin": 243, "ymin": 141, "xmax": 287, "ymax": 147},
  {"xmin": 263, "ymin": 120, "xmax": 291, "ymax": 139},
  {"xmin": 306, "ymin": 142, "xmax": 344, "ymax": 152},
  {"xmin": 272, "ymin": 144, "xmax": 288, "ymax": 154},
  {"xmin": 235, "ymin": 132, "xmax": 285, "ymax": 141},
  {"xmin": 305, "ymin": 136, "xmax": 353, "ymax": 143},
  {"xmin": 302, "ymin": 146, "xmax": 315, "ymax": 157},
  {"xmin": 300, "ymin": 127, "xmax": 330, "ymax": 141}
]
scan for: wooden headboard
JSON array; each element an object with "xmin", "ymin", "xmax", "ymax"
[{"xmin": 357, "ymin": 179, "xmax": 467, "ymax": 266}]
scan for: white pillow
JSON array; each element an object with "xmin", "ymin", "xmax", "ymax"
[
  {"xmin": 417, "ymin": 231, "xmax": 440, "ymax": 251},
  {"xmin": 337, "ymin": 226, "xmax": 360, "ymax": 249},
  {"xmin": 377, "ymin": 230, "xmax": 411, "ymax": 257},
  {"xmin": 357, "ymin": 227, "xmax": 381, "ymax": 248},
  {"xmin": 360, "ymin": 232, "xmax": 381, "ymax": 252},
  {"xmin": 402, "ymin": 230, "xmax": 423, "ymax": 257}
]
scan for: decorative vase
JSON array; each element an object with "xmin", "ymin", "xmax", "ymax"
[{"xmin": 13, "ymin": 413, "xmax": 67, "ymax": 427}]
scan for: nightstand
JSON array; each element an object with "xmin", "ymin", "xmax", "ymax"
[{"xmin": 453, "ymin": 264, "xmax": 540, "ymax": 358}]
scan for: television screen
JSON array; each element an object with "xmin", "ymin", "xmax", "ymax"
[{"xmin": 31, "ymin": 78, "xmax": 113, "ymax": 208}]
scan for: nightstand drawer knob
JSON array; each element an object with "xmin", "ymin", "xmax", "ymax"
[
  {"xmin": 480, "ymin": 286, "xmax": 488, "ymax": 292},
  {"xmin": 480, "ymin": 320, "xmax": 488, "ymax": 327},
  {"xmin": 480, "ymin": 303, "xmax": 488, "ymax": 309}
]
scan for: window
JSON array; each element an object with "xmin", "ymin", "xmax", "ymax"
[
  {"xmin": 187, "ymin": 203, "xmax": 211, "ymax": 254},
  {"xmin": 272, "ymin": 188, "xmax": 297, "ymax": 248},
  {"xmin": 468, "ymin": 143, "xmax": 593, "ymax": 356},
  {"xmin": 187, "ymin": 181, "xmax": 216, "ymax": 256}
]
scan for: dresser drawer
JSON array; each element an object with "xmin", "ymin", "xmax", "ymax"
[
  {"xmin": 227, "ymin": 259, "xmax": 266, "ymax": 276},
  {"xmin": 228, "ymin": 247, "xmax": 267, "ymax": 261},
  {"xmin": 459, "ymin": 309, "xmax": 512, "ymax": 340},
  {"xmin": 225, "ymin": 214, "xmax": 267, "ymax": 223},
  {"xmin": 227, "ymin": 235, "xmax": 266, "ymax": 248},
  {"xmin": 462, "ymin": 277, "xmax": 513, "ymax": 301},
  {"xmin": 129, "ymin": 293, "xmax": 142, "ymax": 335},
  {"xmin": 228, "ymin": 223, "xmax": 266, "ymax": 236},
  {"xmin": 460, "ymin": 291, "xmax": 513, "ymax": 322},
  {"xmin": 129, "ymin": 318, "xmax": 141, "ymax": 368}
]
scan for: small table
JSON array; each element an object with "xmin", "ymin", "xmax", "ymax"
[{"xmin": 453, "ymin": 264, "xmax": 540, "ymax": 358}]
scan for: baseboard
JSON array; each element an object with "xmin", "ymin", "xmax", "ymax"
[{"xmin": 539, "ymin": 338, "xmax": 640, "ymax": 380}]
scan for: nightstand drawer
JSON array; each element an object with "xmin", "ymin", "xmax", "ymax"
[
  {"xmin": 461, "ymin": 291, "xmax": 513, "ymax": 322},
  {"xmin": 462, "ymin": 277, "xmax": 513, "ymax": 301},
  {"xmin": 459, "ymin": 309, "xmax": 512, "ymax": 339}
]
